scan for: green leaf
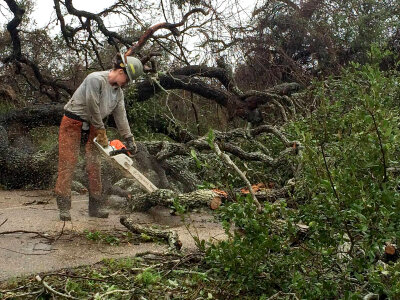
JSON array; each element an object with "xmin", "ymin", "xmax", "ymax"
[{"xmin": 207, "ymin": 128, "xmax": 215, "ymax": 147}]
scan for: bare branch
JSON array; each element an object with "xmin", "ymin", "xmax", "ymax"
[
  {"xmin": 142, "ymin": 124, "xmax": 300, "ymax": 167},
  {"xmin": 3, "ymin": 0, "xmax": 25, "ymax": 60},
  {"xmin": 3, "ymin": 0, "xmax": 74, "ymax": 100},
  {"xmin": 125, "ymin": 8, "xmax": 209, "ymax": 55},
  {"xmin": 213, "ymin": 141, "xmax": 262, "ymax": 212},
  {"xmin": 63, "ymin": 0, "xmax": 133, "ymax": 46}
]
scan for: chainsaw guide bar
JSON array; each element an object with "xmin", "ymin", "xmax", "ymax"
[{"xmin": 94, "ymin": 138, "xmax": 158, "ymax": 193}]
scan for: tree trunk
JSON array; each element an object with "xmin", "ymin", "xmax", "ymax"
[
  {"xmin": 0, "ymin": 104, "xmax": 64, "ymax": 129},
  {"xmin": 0, "ymin": 125, "xmax": 58, "ymax": 188},
  {"xmin": 127, "ymin": 189, "xmax": 224, "ymax": 212}
]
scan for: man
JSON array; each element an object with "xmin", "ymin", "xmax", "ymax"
[{"xmin": 54, "ymin": 53, "xmax": 143, "ymax": 221}]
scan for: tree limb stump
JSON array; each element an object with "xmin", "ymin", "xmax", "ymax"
[
  {"xmin": 383, "ymin": 243, "xmax": 399, "ymax": 263},
  {"xmin": 120, "ymin": 216, "xmax": 182, "ymax": 251}
]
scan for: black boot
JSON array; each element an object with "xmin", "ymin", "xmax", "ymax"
[
  {"xmin": 56, "ymin": 195, "xmax": 71, "ymax": 221},
  {"xmin": 88, "ymin": 195, "xmax": 109, "ymax": 218}
]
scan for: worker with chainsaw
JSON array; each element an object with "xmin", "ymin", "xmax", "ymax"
[{"xmin": 54, "ymin": 53, "xmax": 143, "ymax": 221}]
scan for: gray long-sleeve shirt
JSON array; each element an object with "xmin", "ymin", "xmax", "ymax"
[{"xmin": 64, "ymin": 70, "xmax": 133, "ymax": 139}]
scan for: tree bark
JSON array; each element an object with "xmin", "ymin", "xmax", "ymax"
[
  {"xmin": 120, "ymin": 216, "xmax": 182, "ymax": 251},
  {"xmin": 127, "ymin": 189, "xmax": 224, "ymax": 212},
  {"xmin": 0, "ymin": 125, "xmax": 58, "ymax": 188},
  {"xmin": 0, "ymin": 104, "xmax": 64, "ymax": 129}
]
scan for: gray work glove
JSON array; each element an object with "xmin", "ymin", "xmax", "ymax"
[{"xmin": 125, "ymin": 137, "xmax": 137, "ymax": 154}]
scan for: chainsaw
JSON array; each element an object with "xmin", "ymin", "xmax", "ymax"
[{"xmin": 93, "ymin": 138, "xmax": 158, "ymax": 193}]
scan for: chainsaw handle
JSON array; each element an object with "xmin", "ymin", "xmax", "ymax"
[
  {"xmin": 109, "ymin": 149, "xmax": 130, "ymax": 156},
  {"xmin": 109, "ymin": 148, "xmax": 137, "ymax": 157}
]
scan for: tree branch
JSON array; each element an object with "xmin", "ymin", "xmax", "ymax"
[
  {"xmin": 63, "ymin": 0, "xmax": 133, "ymax": 46},
  {"xmin": 125, "ymin": 8, "xmax": 209, "ymax": 55},
  {"xmin": 213, "ymin": 142, "xmax": 262, "ymax": 212}
]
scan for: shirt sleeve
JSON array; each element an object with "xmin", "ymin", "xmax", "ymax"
[
  {"xmin": 85, "ymin": 76, "xmax": 105, "ymax": 129},
  {"xmin": 112, "ymin": 96, "xmax": 133, "ymax": 139}
]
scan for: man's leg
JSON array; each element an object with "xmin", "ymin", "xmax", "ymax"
[
  {"xmin": 86, "ymin": 125, "xmax": 108, "ymax": 218},
  {"xmin": 54, "ymin": 116, "xmax": 82, "ymax": 221}
]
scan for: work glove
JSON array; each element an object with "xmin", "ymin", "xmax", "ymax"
[
  {"xmin": 96, "ymin": 129, "xmax": 108, "ymax": 147},
  {"xmin": 125, "ymin": 136, "xmax": 137, "ymax": 154}
]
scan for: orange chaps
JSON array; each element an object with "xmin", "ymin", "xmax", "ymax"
[{"xmin": 54, "ymin": 116, "xmax": 102, "ymax": 198}]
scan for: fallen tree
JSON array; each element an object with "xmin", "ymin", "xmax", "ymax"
[
  {"xmin": 0, "ymin": 0, "xmax": 303, "ymax": 193},
  {"xmin": 0, "ymin": 105, "xmax": 301, "ymax": 190},
  {"xmin": 123, "ymin": 183, "xmax": 295, "ymax": 213}
]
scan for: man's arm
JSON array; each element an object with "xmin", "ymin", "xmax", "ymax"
[
  {"xmin": 113, "ymin": 98, "xmax": 136, "ymax": 152},
  {"xmin": 112, "ymin": 98, "xmax": 133, "ymax": 139},
  {"xmin": 85, "ymin": 76, "xmax": 104, "ymax": 129}
]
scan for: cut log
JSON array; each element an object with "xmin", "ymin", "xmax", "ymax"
[
  {"xmin": 385, "ymin": 244, "xmax": 396, "ymax": 255},
  {"xmin": 127, "ymin": 189, "xmax": 225, "ymax": 212},
  {"xmin": 210, "ymin": 196, "xmax": 222, "ymax": 210},
  {"xmin": 126, "ymin": 184, "xmax": 295, "ymax": 213},
  {"xmin": 255, "ymin": 185, "xmax": 292, "ymax": 202},
  {"xmin": 383, "ymin": 243, "xmax": 399, "ymax": 263},
  {"xmin": 120, "ymin": 216, "xmax": 182, "ymax": 251}
]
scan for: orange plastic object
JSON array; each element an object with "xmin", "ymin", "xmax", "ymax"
[{"xmin": 110, "ymin": 139, "xmax": 127, "ymax": 150}]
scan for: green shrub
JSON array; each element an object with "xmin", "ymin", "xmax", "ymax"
[
  {"xmin": 290, "ymin": 58, "xmax": 400, "ymax": 298},
  {"xmin": 206, "ymin": 195, "xmax": 295, "ymax": 295},
  {"xmin": 205, "ymin": 50, "xmax": 400, "ymax": 298}
]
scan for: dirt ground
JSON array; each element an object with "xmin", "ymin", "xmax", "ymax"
[{"xmin": 0, "ymin": 190, "xmax": 224, "ymax": 282}]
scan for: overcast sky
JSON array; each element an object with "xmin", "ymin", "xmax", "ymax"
[
  {"xmin": 1, "ymin": 0, "xmax": 141, "ymax": 29},
  {"xmin": 1, "ymin": 0, "xmax": 257, "ymax": 63},
  {"xmin": 32, "ymin": 0, "xmax": 111, "ymax": 27},
  {"xmin": 1, "ymin": 0, "xmax": 257, "ymax": 28}
]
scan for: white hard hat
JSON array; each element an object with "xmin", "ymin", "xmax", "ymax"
[{"xmin": 120, "ymin": 53, "xmax": 144, "ymax": 81}]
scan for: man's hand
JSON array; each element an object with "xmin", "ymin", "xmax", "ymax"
[
  {"xmin": 96, "ymin": 129, "xmax": 108, "ymax": 147},
  {"xmin": 125, "ymin": 137, "xmax": 137, "ymax": 154}
]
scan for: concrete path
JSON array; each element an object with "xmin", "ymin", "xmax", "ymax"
[{"xmin": 0, "ymin": 190, "xmax": 224, "ymax": 281}]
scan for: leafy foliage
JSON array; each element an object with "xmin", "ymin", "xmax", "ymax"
[
  {"xmin": 289, "ymin": 52, "xmax": 400, "ymax": 298},
  {"xmin": 205, "ymin": 51, "xmax": 400, "ymax": 298},
  {"xmin": 0, "ymin": 255, "xmax": 217, "ymax": 299},
  {"xmin": 206, "ymin": 196, "xmax": 294, "ymax": 295},
  {"xmin": 125, "ymin": 91, "xmax": 172, "ymax": 140}
]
